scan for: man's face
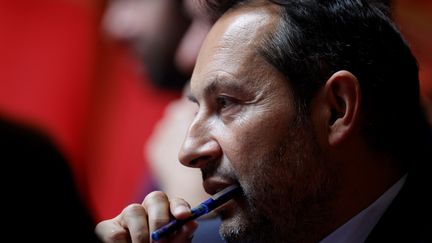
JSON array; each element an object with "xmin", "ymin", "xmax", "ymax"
[
  {"xmin": 104, "ymin": 0, "xmax": 213, "ymax": 84},
  {"xmin": 174, "ymin": 0, "xmax": 212, "ymax": 75},
  {"xmin": 103, "ymin": 0, "xmax": 190, "ymax": 86},
  {"xmin": 179, "ymin": 5, "xmax": 338, "ymax": 243}
]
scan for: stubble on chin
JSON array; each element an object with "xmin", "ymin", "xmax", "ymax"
[{"xmin": 219, "ymin": 123, "xmax": 339, "ymax": 243}]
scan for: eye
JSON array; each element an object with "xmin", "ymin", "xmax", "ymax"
[
  {"xmin": 215, "ymin": 95, "xmax": 243, "ymax": 122},
  {"xmin": 216, "ymin": 96, "xmax": 235, "ymax": 110}
]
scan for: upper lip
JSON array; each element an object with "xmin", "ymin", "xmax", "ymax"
[{"xmin": 203, "ymin": 177, "xmax": 237, "ymax": 196}]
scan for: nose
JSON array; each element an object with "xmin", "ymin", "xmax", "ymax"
[{"xmin": 179, "ymin": 116, "xmax": 222, "ymax": 168}]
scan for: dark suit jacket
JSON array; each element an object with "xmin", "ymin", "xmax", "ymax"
[
  {"xmin": 366, "ymin": 157, "xmax": 432, "ymax": 242},
  {"xmin": 0, "ymin": 117, "xmax": 100, "ymax": 242}
]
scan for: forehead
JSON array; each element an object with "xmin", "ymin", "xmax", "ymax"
[{"xmin": 191, "ymin": 5, "xmax": 279, "ymax": 91}]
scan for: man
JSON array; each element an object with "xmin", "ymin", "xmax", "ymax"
[{"xmin": 95, "ymin": 0, "xmax": 431, "ymax": 242}]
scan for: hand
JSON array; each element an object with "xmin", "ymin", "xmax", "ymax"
[{"xmin": 95, "ymin": 191, "xmax": 198, "ymax": 243}]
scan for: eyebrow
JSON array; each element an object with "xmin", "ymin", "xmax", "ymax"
[
  {"xmin": 187, "ymin": 76, "xmax": 246, "ymax": 104},
  {"xmin": 204, "ymin": 76, "xmax": 244, "ymax": 95}
]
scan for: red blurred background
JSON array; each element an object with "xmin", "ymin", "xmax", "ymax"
[{"xmin": 0, "ymin": 0, "xmax": 430, "ymax": 222}]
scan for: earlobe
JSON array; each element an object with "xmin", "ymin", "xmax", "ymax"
[{"xmin": 325, "ymin": 70, "xmax": 361, "ymax": 146}]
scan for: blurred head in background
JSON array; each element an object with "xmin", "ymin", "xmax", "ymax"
[
  {"xmin": 103, "ymin": 0, "xmax": 212, "ymax": 89},
  {"xmin": 174, "ymin": 0, "xmax": 212, "ymax": 76},
  {"xmin": 103, "ymin": 0, "xmax": 215, "ymax": 207}
]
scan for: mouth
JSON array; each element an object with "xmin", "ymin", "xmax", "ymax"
[
  {"xmin": 202, "ymin": 179, "xmax": 247, "ymax": 225},
  {"xmin": 203, "ymin": 178, "xmax": 243, "ymax": 214},
  {"xmin": 203, "ymin": 178, "xmax": 239, "ymax": 196}
]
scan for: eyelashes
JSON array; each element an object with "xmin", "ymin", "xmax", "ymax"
[
  {"xmin": 216, "ymin": 96, "xmax": 232, "ymax": 109},
  {"xmin": 216, "ymin": 95, "xmax": 239, "ymax": 112},
  {"xmin": 189, "ymin": 95, "xmax": 242, "ymax": 119}
]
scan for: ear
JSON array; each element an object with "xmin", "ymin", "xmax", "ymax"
[{"xmin": 324, "ymin": 70, "xmax": 361, "ymax": 146}]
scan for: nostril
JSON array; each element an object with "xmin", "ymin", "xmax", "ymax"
[
  {"xmin": 189, "ymin": 158, "xmax": 199, "ymax": 166},
  {"xmin": 189, "ymin": 155, "xmax": 212, "ymax": 167}
]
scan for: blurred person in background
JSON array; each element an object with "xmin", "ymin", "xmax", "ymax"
[
  {"xmin": 1, "ymin": 115, "xmax": 100, "ymax": 242},
  {"xmin": 0, "ymin": 0, "xmax": 181, "ymax": 227},
  {"xmin": 103, "ymin": 0, "xmax": 222, "ymax": 241},
  {"xmin": 0, "ymin": 0, "xmax": 112, "ymax": 227},
  {"xmin": 0, "ymin": 0, "xmax": 213, "ymax": 230}
]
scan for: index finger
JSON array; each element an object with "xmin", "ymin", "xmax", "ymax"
[
  {"xmin": 95, "ymin": 203, "xmax": 150, "ymax": 243},
  {"xmin": 142, "ymin": 191, "xmax": 171, "ymax": 241}
]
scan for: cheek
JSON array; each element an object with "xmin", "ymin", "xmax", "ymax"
[{"xmin": 215, "ymin": 108, "xmax": 294, "ymax": 178}]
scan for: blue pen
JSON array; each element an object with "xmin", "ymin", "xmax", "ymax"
[{"xmin": 151, "ymin": 184, "xmax": 240, "ymax": 241}]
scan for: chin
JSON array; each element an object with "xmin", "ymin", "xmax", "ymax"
[
  {"xmin": 218, "ymin": 199, "xmax": 266, "ymax": 243},
  {"xmin": 219, "ymin": 213, "xmax": 248, "ymax": 243},
  {"xmin": 220, "ymin": 216, "xmax": 275, "ymax": 243},
  {"xmin": 217, "ymin": 193, "xmax": 289, "ymax": 243},
  {"xmin": 217, "ymin": 199, "xmax": 247, "ymax": 242}
]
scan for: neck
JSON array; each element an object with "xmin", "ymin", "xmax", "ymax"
[{"xmin": 322, "ymin": 141, "xmax": 406, "ymax": 241}]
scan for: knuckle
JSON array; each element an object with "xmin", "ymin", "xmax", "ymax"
[
  {"xmin": 143, "ymin": 191, "xmax": 168, "ymax": 207},
  {"xmin": 95, "ymin": 221, "xmax": 128, "ymax": 242},
  {"xmin": 122, "ymin": 203, "xmax": 146, "ymax": 218}
]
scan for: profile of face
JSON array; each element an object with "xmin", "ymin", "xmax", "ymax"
[
  {"xmin": 179, "ymin": 5, "xmax": 338, "ymax": 243},
  {"xmin": 103, "ymin": 0, "xmax": 211, "ymax": 87}
]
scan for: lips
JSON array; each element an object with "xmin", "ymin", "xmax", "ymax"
[{"xmin": 203, "ymin": 177, "xmax": 238, "ymax": 196}]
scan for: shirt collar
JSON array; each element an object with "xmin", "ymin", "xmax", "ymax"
[{"xmin": 320, "ymin": 174, "xmax": 407, "ymax": 243}]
